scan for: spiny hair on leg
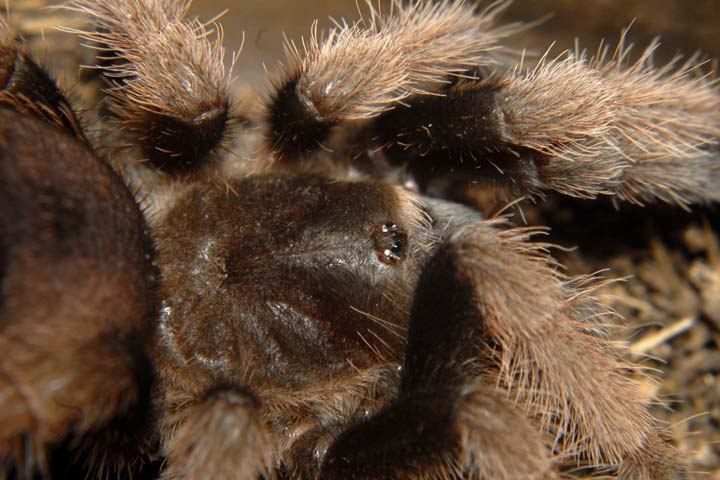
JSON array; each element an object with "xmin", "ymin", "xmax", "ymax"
[
  {"xmin": 267, "ymin": 0, "xmax": 524, "ymax": 161},
  {"xmin": 161, "ymin": 387, "xmax": 272, "ymax": 480},
  {"xmin": 456, "ymin": 383, "xmax": 555, "ymax": 480},
  {"xmin": 445, "ymin": 219, "xmax": 687, "ymax": 476},
  {"xmin": 493, "ymin": 36, "xmax": 720, "ymax": 205},
  {"xmin": 63, "ymin": 0, "xmax": 237, "ymax": 174}
]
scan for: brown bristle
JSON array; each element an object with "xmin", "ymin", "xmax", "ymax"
[{"xmin": 64, "ymin": 0, "xmax": 235, "ymax": 174}]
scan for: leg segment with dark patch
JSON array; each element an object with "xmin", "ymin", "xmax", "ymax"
[
  {"xmin": 444, "ymin": 221, "xmax": 689, "ymax": 478},
  {"xmin": 267, "ymin": 0, "xmax": 522, "ymax": 163},
  {"xmin": 268, "ymin": 76, "xmax": 336, "ymax": 162},
  {"xmin": 0, "ymin": 107, "xmax": 157, "ymax": 476},
  {"xmin": 320, "ymin": 241, "xmax": 554, "ymax": 480},
  {"xmin": 366, "ymin": 40, "xmax": 720, "ymax": 206},
  {"xmin": 368, "ymin": 81, "xmax": 547, "ymax": 194},
  {"xmin": 65, "ymin": 0, "xmax": 234, "ymax": 175}
]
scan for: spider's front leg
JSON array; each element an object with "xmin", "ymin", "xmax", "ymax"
[
  {"xmin": 0, "ymin": 17, "xmax": 156, "ymax": 476},
  {"xmin": 320, "ymin": 227, "xmax": 555, "ymax": 480},
  {"xmin": 322, "ymin": 218, "xmax": 688, "ymax": 479}
]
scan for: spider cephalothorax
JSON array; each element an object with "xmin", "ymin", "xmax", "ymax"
[{"xmin": 1, "ymin": 1, "xmax": 718, "ymax": 479}]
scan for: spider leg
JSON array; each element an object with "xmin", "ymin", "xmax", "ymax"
[
  {"xmin": 64, "ymin": 0, "xmax": 235, "ymax": 176},
  {"xmin": 159, "ymin": 386, "xmax": 271, "ymax": 480},
  {"xmin": 443, "ymin": 220, "xmax": 688, "ymax": 478},
  {"xmin": 1, "ymin": 18, "xmax": 86, "ymax": 140},
  {"xmin": 321, "ymin": 385, "xmax": 555, "ymax": 480},
  {"xmin": 1, "ymin": 19, "xmax": 156, "ymax": 476},
  {"xmin": 267, "ymin": 0, "xmax": 522, "ymax": 163},
  {"xmin": 319, "ymin": 239, "xmax": 555, "ymax": 480},
  {"xmin": 267, "ymin": 0, "xmax": 719, "ymax": 207},
  {"xmin": 367, "ymin": 40, "xmax": 720, "ymax": 207}
]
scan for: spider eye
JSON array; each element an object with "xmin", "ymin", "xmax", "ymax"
[{"xmin": 372, "ymin": 222, "xmax": 407, "ymax": 265}]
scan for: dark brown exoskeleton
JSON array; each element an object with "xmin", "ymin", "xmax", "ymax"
[{"xmin": 2, "ymin": 1, "xmax": 718, "ymax": 479}]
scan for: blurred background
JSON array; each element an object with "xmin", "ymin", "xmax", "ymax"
[{"xmin": 184, "ymin": 0, "xmax": 720, "ymax": 89}]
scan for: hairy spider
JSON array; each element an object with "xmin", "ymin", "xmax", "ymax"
[{"xmin": 1, "ymin": 0, "xmax": 718, "ymax": 479}]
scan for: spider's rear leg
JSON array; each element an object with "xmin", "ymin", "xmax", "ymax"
[
  {"xmin": 367, "ymin": 42, "xmax": 720, "ymax": 206},
  {"xmin": 320, "ymin": 239, "xmax": 555, "ymax": 480}
]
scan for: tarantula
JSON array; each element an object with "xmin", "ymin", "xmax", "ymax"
[{"xmin": 1, "ymin": 0, "xmax": 718, "ymax": 478}]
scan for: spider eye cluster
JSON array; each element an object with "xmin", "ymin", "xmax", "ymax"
[{"xmin": 372, "ymin": 222, "xmax": 407, "ymax": 265}]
